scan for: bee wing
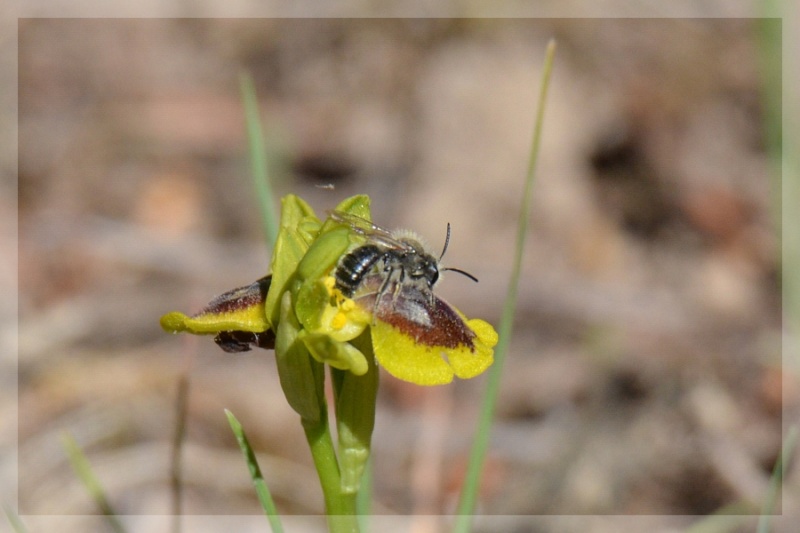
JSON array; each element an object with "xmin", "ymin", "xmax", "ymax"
[
  {"xmin": 370, "ymin": 285, "xmax": 477, "ymax": 350},
  {"xmin": 330, "ymin": 210, "xmax": 412, "ymax": 251}
]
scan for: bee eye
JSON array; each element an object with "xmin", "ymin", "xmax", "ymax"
[{"xmin": 430, "ymin": 270, "xmax": 439, "ymax": 286}]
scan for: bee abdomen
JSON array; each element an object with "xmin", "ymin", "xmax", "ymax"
[{"xmin": 335, "ymin": 244, "xmax": 383, "ymax": 297}]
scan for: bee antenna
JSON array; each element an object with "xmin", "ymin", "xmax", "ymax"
[
  {"xmin": 441, "ymin": 267, "xmax": 479, "ymax": 283},
  {"xmin": 439, "ymin": 222, "xmax": 452, "ymax": 261},
  {"xmin": 439, "ymin": 223, "xmax": 478, "ymax": 282}
]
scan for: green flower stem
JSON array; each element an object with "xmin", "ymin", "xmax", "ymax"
[
  {"xmin": 275, "ymin": 291, "xmax": 325, "ymax": 423},
  {"xmin": 301, "ymin": 413, "xmax": 360, "ymax": 533}
]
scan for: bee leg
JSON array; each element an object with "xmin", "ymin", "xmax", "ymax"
[
  {"xmin": 371, "ymin": 262, "xmax": 405, "ymax": 324},
  {"xmin": 371, "ymin": 264, "xmax": 395, "ymax": 324}
]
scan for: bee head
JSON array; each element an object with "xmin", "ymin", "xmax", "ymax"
[{"xmin": 408, "ymin": 252, "xmax": 440, "ymax": 287}]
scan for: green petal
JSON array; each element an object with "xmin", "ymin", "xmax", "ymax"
[
  {"xmin": 299, "ymin": 331, "xmax": 369, "ymax": 376},
  {"xmin": 275, "ymin": 290, "xmax": 325, "ymax": 423},
  {"xmin": 296, "ymin": 227, "xmax": 353, "ymax": 284},
  {"xmin": 295, "ymin": 278, "xmax": 331, "ymax": 332},
  {"xmin": 265, "ymin": 195, "xmax": 320, "ymax": 328},
  {"xmin": 294, "ymin": 194, "xmax": 371, "ymax": 284},
  {"xmin": 331, "ymin": 194, "xmax": 371, "ymax": 222}
]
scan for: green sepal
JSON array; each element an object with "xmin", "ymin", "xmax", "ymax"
[
  {"xmin": 332, "ymin": 331, "xmax": 378, "ymax": 494},
  {"xmin": 265, "ymin": 195, "xmax": 320, "ymax": 329},
  {"xmin": 295, "ymin": 278, "xmax": 331, "ymax": 332},
  {"xmin": 295, "ymin": 194, "xmax": 372, "ymax": 283},
  {"xmin": 329, "ymin": 194, "xmax": 371, "ymax": 224},
  {"xmin": 296, "ymin": 226, "xmax": 353, "ymax": 283},
  {"xmin": 274, "ymin": 290, "xmax": 325, "ymax": 423}
]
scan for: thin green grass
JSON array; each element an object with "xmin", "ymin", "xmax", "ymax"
[
  {"xmin": 452, "ymin": 39, "xmax": 557, "ymax": 531},
  {"xmin": 685, "ymin": 425, "xmax": 799, "ymax": 533},
  {"xmin": 756, "ymin": 10, "xmax": 783, "ymax": 242},
  {"xmin": 757, "ymin": 425, "xmax": 798, "ymax": 533},
  {"xmin": 755, "ymin": 11, "xmax": 797, "ymax": 533},
  {"xmin": 683, "ymin": 503, "xmax": 758, "ymax": 533},
  {"xmin": 689, "ymin": 14, "xmax": 789, "ymax": 533},
  {"xmin": 61, "ymin": 433, "xmax": 127, "ymax": 533},
  {"xmin": 170, "ymin": 371, "xmax": 190, "ymax": 533},
  {"xmin": 3, "ymin": 504, "xmax": 29, "ymax": 533},
  {"xmin": 240, "ymin": 71, "xmax": 279, "ymax": 247},
  {"xmin": 225, "ymin": 410, "xmax": 284, "ymax": 533}
]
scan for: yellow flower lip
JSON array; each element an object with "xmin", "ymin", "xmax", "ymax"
[
  {"xmin": 320, "ymin": 275, "xmax": 498, "ymax": 386},
  {"xmin": 370, "ymin": 312, "xmax": 497, "ymax": 386}
]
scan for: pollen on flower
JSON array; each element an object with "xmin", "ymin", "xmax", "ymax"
[
  {"xmin": 332, "ymin": 310, "xmax": 348, "ymax": 330},
  {"xmin": 324, "ymin": 276, "xmax": 337, "ymax": 293},
  {"xmin": 324, "ymin": 275, "xmax": 353, "ymax": 306},
  {"xmin": 331, "ymin": 290, "xmax": 358, "ymax": 330}
]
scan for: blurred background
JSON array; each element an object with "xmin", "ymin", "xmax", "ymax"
[{"xmin": 11, "ymin": 16, "xmax": 797, "ymax": 533}]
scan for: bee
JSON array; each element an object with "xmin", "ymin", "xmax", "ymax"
[
  {"xmin": 330, "ymin": 211, "xmax": 479, "ymax": 349},
  {"xmin": 187, "ymin": 212, "xmax": 479, "ymax": 354}
]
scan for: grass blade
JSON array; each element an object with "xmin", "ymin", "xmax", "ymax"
[
  {"xmin": 757, "ymin": 425, "xmax": 798, "ymax": 533},
  {"xmin": 453, "ymin": 39, "xmax": 557, "ymax": 531},
  {"xmin": 225, "ymin": 409, "xmax": 284, "ymax": 533},
  {"xmin": 755, "ymin": 11, "xmax": 795, "ymax": 533},
  {"xmin": 239, "ymin": 71, "xmax": 279, "ymax": 247},
  {"xmin": 170, "ymin": 371, "xmax": 190, "ymax": 533},
  {"xmin": 684, "ymin": 502, "xmax": 757, "ymax": 533},
  {"xmin": 3, "ymin": 504, "xmax": 29, "ymax": 533},
  {"xmin": 61, "ymin": 433, "xmax": 127, "ymax": 533}
]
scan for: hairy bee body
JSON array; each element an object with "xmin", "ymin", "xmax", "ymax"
[
  {"xmin": 334, "ymin": 244, "xmax": 383, "ymax": 297},
  {"xmin": 334, "ymin": 238, "xmax": 441, "ymax": 300}
]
